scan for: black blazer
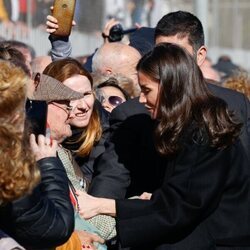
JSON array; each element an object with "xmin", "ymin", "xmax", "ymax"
[
  {"xmin": 89, "ymin": 84, "xmax": 250, "ymax": 199},
  {"xmin": 115, "ymin": 128, "xmax": 250, "ymax": 249}
]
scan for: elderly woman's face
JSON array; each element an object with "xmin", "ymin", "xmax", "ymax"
[
  {"xmin": 63, "ymin": 75, "xmax": 95, "ymax": 128},
  {"xmin": 138, "ymin": 71, "xmax": 160, "ymax": 119},
  {"xmin": 97, "ymin": 86, "xmax": 126, "ymax": 113}
]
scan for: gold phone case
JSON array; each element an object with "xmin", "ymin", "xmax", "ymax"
[{"xmin": 53, "ymin": 0, "xmax": 76, "ymax": 36}]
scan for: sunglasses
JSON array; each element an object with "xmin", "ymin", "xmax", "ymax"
[{"xmin": 97, "ymin": 94, "xmax": 124, "ymax": 107}]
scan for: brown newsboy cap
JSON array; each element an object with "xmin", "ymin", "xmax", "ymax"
[{"xmin": 31, "ymin": 72, "xmax": 85, "ymax": 101}]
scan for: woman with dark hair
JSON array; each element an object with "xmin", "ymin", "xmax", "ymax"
[{"xmin": 76, "ymin": 43, "xmax": 250, "ymax": 249}]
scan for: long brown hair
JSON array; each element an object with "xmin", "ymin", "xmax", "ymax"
[
  {"xmin": 43, "ymin": 58, "xmax": 102, "ymax": 156},
  {"xmin": 137, "ymin": 43, "xmax": 241, "ymax": 156},
  {"xmin": 0, "ymin": 61, "xmax": 40, "ymax": 203}
]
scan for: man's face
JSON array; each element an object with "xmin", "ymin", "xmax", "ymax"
[
  {"xmin": 47, "ymin": 100, "xmax": 72, "ymax": 143},
  {"xmin": 155, "ymin": 34, "xmax": 207, "ymax": 67}
]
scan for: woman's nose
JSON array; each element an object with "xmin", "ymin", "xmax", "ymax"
[
  {"xmin": 76, "ymin": 98, "xmax": 89, "ymax": 109},
  {"xmin": 101, "ymin": 99, "xmax": 112, "ymax": 112},
  {"xmin": 139, "ymin": 93, "xmax": 146, "ymax": 104}
]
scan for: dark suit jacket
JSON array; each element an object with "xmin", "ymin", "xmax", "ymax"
[
  {"xmin": 207, "ymin": 82, "xmax": 250, "ymax": 155},
  {"xmin": 89, "ymin": 84, "xmax": 250, "ymax": 199}
]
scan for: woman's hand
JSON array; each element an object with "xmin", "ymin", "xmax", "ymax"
[
  {"xmin": 77, "ymin": 191, "xmax": 101, "ymax": 219},
  {"xmin": 30, "ymin": 134, "xmax": 58, "ymax": 161},
  {"xmin": 77, "ymin": 191, "xmax": 116, "ymax": 219},
  {"xmin": 76, "ymin": 230, "xmax": 104, "ymax": 250},
  {"xmin": 139, "ymin": 192, "xmax": 152, "ymax": 200}
]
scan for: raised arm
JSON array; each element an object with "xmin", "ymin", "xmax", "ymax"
[{"xmin": 46, "ymin": 14, "xmax": 73, "ymax": 61}]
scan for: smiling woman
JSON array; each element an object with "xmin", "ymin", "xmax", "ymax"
[
  {"xmin": 41, "ymin": 58, "xmax": 117, "ymax": 249},
  {"xmin": 43, "ymin": 58, "xmax": 102, "ymax": 156}
]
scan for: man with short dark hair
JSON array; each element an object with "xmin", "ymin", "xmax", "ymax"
[
  {"xmin": 153, "ymin": 11, "xmax": 250, "ymax": 154},
  {"xmin": 155, "ymin": 11, "xmax": 205, "ymax": 55}
]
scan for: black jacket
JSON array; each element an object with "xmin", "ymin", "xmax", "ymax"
[
  {"xmin": 89, "ymin": 83, "xmax": 250, "ymax": 200},
  {"xmin": 116, "ymin": 127, "xmax": 250, "ymax": 249},
  {"xmin": 89, "ymin": 97, "xmax": 159, "ymax": 198},
  {"xmin": 0, "ymin": 157, "xmax": 74, "ymax": 249}
]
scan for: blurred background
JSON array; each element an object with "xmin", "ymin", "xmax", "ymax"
[{"xmin": 0, "ymin": 0, "xmax": 249, "ymax": 72}]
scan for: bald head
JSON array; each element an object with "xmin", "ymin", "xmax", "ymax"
[
  {"xmin": 31, "ymin": 56, "xmax": 52, "ymax": 74},
  {"xmin": 92, "ymin": 43, "xmax": 141, "ymax": 88}
]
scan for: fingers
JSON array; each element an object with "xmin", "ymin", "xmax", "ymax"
[
  {"xmin": 46, "ymin": 14, "xmax": 75, "ymax": 34},
  {"xmin": 47, "ymin": 14, "xmax": 57, "ymax": 23},
  {"xmin": 103, "ymin": 18, "xmax": 120, "ymax": 35},
  {"xmin": 46, "ymin": 15, "xmax": 58, "ymax": 34},
  {"xmin": 29, "ymin": 133, "xmax": 38, "ymax": 151},
  {"xmin": 30, "ymin": 134, "xmax": 51, "ymax": 149},
  {"xmin": 134, "ymin": 22, "xmax": 142, "ymax": 29},
  {"xmin": 82, "ymin": 244, "xmax": 96, "ymax": 250},
  {"xmin": 75, "ymin": 230, "xmax": 104, "ymax": 249},
  {"xmin": 139, "ymin": 192, "xmax": 152, "ymax": 200},
  {"xmin": 30, "ymin": 134, "xmax": 57, "ymax": 160},
  {"xmin": 90, "ymin": 234, "xmax": 105, "ymax": 244},
  {"xmin": 37, "ymin": 134, "xmax": 49, "ymax": 146}
]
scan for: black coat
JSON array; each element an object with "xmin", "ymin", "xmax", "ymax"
[
  {"xmin": 116, "ymin": 128, "xmax": 250, "ymax": 249},
  {"xmin": 89, "ymin": 97, "xmax": 161, "ymax": 198},
  {"xmin": 0, "ymin": 157, "xmax": 74, "ymax": 249},
  {"xmin": 89, "ymin": 83, "xmax": 250, "ymax": 200}
]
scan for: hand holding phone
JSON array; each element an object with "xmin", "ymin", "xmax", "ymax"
[
  {"xmin": 30, "ymin": 134, "xmax": 58, "ymax": 161},
  {"xmin": 25, "ymin": 100, "xmax": 48, "ymax": 137},
  {"xmin": 52, "ymin": 0, "xmax": 76, "ymax": 36}
]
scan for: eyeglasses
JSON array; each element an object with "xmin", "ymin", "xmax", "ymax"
[
  {"xmin": 49, "ymin": 101, "xmax": 73, "ymax": 115},
  {"xmin": 97, "ymin": 94, "xmax": 124, "ymax": 107}
]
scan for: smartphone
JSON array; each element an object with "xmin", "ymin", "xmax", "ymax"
[
  {"xmin": 25, "ymin": 100, "xmax": 48, "ymax": 137},
  {"xmin": 52, "ymin": 0, "xmax": 76, "ymax": 37}
]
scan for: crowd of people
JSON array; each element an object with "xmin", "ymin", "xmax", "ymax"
[{"xmin": 0, "ymin": 7, "xmax": 250, "ymax": 250}]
